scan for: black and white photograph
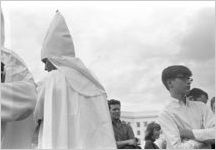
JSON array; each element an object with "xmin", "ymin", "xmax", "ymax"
[{"xmin": 1, "ymin": 1, "xmax": 215, "ymax": 149}]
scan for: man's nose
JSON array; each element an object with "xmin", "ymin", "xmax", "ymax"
[
  {"xmin": 186, "ymin": 78, "xmax": 193, "ymax": 84},
  {"xmin": 188, "ymin": 80, "xmax": 192, "ymax": 84}
]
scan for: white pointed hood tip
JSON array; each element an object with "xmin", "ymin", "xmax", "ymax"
[{"xmin": 41, "ymin": 10, "xmax": 75, "ymax": 62}]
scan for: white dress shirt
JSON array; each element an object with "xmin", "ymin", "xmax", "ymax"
[{"xmin": 157, "ymin": 96, "xmax": 215, "ymax": 149}]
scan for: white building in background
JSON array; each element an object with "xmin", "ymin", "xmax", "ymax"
[{"xmin": 121, "ymin": 111, "xmax": 159, "ymax": 148}]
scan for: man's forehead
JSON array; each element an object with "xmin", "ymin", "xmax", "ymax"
[{"xmin": 176, "ymin": 74, "xmax": 190, "ymax": 77}]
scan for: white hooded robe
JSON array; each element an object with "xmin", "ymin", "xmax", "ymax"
[
  {"xmin": 1, "ymin": 9, "xmax": 37, "ymax": 149},
  {"xmin": 34, "ymin": 11, "xmax": 116, "ymax": 149},
  {"xmin": 1, "ymin": 47, "xmax": 37, "ymax": 149}
]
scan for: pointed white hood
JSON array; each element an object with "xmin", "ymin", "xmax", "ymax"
[
  {"xmin": 41, "ymin": 11, "xmax": 105, "ymax": 95},
  {"xmin": 41, "ymin": 11, "xmax": 75, "ymax": 61},
  {"xmin": 1, "ymin": 8, "xmax": 5, "ymax": 46}
]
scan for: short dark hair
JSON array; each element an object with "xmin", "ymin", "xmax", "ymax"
[
  {"xmin": 187, "ymin": 88, "xmax": 208, "ymax": 100},
  {"xmin": 162, "ymin": 65, "xmax": 192, "ymax": 90},
  {"xmin": 144, "ymin": 122, "xmax": 161, "ymax": 142},
  {"xmin": 108, "ymin": 99, "xmax": 121, "ymax": 109}
]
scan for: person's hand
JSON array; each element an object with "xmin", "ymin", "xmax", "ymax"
[
  {"xmin": 161, "ymin": 139, "xmax": 167, "ymax": 149},
  {"xmin": 116, "ymin": 139, "xmax": 137, "ymax": 148},
  {"xmin": 135, "ymin": 138, "xmax": 141, "ymax": 145},
  {"xmin": 128, "ymin": 138, "xmax": 137, "ymax": 146},
  {"xmin": 179, "ymin": 128, "xmax": 195, "ymax": 139}
]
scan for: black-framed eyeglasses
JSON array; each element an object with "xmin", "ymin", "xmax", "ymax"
[{"xmin": 175, "ymin": 75, "xmax": 193, "ymax": 83}]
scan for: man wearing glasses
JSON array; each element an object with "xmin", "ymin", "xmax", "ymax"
[{"xmin": 157, "ymin": 65, "xmax": 215, "ymax": 149}]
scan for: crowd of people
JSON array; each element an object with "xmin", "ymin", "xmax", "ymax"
[
  {"xmin": 1, "ymin": 9, "xmax": 215, "ymax": 149},
  {"xmin": 107, "ymin": 83, "xmax": 215, "ymax": 149}
]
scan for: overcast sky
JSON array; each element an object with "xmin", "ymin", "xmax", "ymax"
[{"xmin": 2, "ymin": 1, "xmax": 215, "ymax": 112}]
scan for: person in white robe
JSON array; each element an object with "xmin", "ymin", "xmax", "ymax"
[
  {"xmin": 1, "ymin": 9, "xmax": 37, "ymax": 149},
  {"xmin": 33, "ymin": 11, "xmax": 116, "ymax": 149}
]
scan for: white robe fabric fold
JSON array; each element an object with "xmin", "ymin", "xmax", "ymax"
[
  {"xmin": 1, "ymin": 47, "xmax": 37, "ymax": 149},
  {"xmin": 1, "ymin": 115, "xmax": 36, "ymax": 149},
  {"xmin": 1, "ymin": 82, "xmax": 36, "ymax": 122},
  {"xmin": 34, "ymin": 69, "xmax": 116, "ymax": 149}
]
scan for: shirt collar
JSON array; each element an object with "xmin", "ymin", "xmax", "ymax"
[{"xmin": 169, "ymin": 96, "xmax": 190, "ymax": 107}]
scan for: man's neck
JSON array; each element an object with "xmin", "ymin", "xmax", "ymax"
[{"xmin": 170, "ymin": 92, "xmax": 186, "ymax": 104}]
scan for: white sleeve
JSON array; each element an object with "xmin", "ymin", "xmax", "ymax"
[
  {"xmin": 192, "ymin": 104, "xmax": 215, "ymax": 141},
  {"xmin": 192, "ymin": 128, "xmax": 215, "ymax": 141},
  {"xmin": 203, "ymin": 104, "xmax": 215, "ymax": 128},
  {"xmin": 157, "ymin": 111, "xmax": 204, "ymax": 149},
  {"xmin": 1, "ymin": 81, "xmax": 37, "ymax": 122}
]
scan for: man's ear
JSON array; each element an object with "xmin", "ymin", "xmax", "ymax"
[{"xmin": 167, "ymin": 79, "xmax": 173, "ymax": 89}]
